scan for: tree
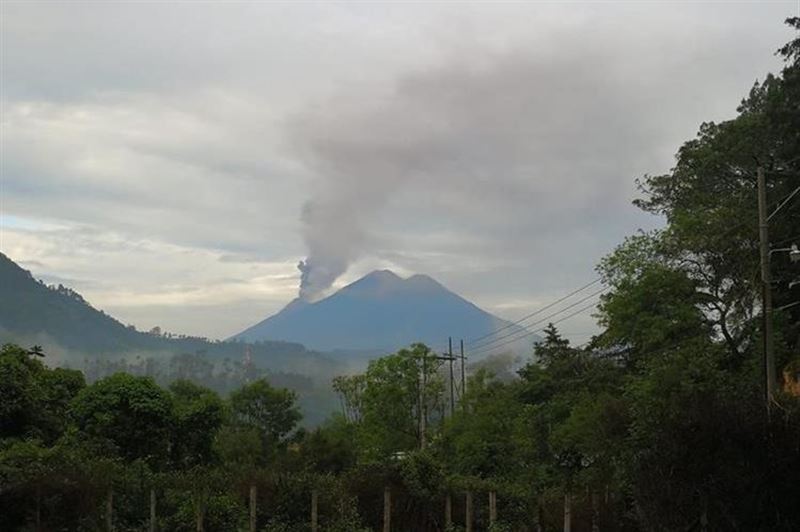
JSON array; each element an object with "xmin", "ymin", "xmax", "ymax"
[
  {"xmin": 213, "ymin": 426, "xmax": 263, "ymax": 469},
  {"xmin": 622, "ymin": 18, "xmax": 800, "ymax": 361},
  {"xmin": 442, "ymin": 369, "xmax": 519, "ymax": 479},
  {"xmin": 170, "ymin": 380, "xmax": 225, "ymax": 468},
  {"xmin": 587, "ymin": 19, "xmax": 800, "ymax": 529},
  {"xmin": 70, "ymin": 373, "xmax": 173, "ymax": 463},
  {"xmin": 1, "ymin": 344, "xmax": 48, "ymax": 440},
  {"xmin": 516, "ymin": 327, "xmax": 627, "ymax": 530},
  {"xmin": 341, "ymin": 343, "xmax": 444, "ymax": 459},
  {"xmin": 298, "ymin": 414, "xmax": 358, "ymax": 474},
  {"xmin": 0, "ymin": 344, "xmax": 85, "ymax": 442},
  {"xmin": 597, "ymin": 241, "xmax": 710, "ymax": 368},
  {"xmin": 229, "ymin": 378, "xmax": 301, "ymax": 455}
]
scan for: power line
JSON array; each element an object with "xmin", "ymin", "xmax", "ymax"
[
  {"xmin": 469, "ymin": 297, "xmax": 604, "ymax": 357},
  {"xmin": 463, "ymin": 184, "xmax": 794, "ymax": 352},
  {"xmin": 466, "ymin": 277, "xmax": 603, "ymax": 347},
  {"xmin": 470, "ymin": 286, "xmax": 608, "ymax": 352},
  {"xmin": 470, "ymin": 298, "xmax": 603, "ymax": 357},
  {"xmin": 681, "ymin": 185, "xmax": 799, "ymax": 243},
  {"xmin": 767, "ymin": 185, "xmax": 800, "ymax": 221},
  {"xmin": 456, "ymin": 181, "xmax": 798, "ymax": 361}
]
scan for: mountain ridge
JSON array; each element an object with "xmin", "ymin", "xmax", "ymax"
[
  {"xmin": 0, "ymin": 252, "xmax": 336, "ymax": 374},
  {"xmin": 233, "ymin": 269, "xmax": 535, "ymax": 354}
]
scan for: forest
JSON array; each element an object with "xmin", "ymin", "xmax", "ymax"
[{"xmin": 2, "ymin": 17, "xmax": 800, "ymax": 532}]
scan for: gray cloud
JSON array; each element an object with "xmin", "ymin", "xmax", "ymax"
[
  {"xmin": 1, "ymin": 1, "xmax": 796, "ymax": 339},
  {"xmin": 288, "ymin": 6, "xmax": 793, "ymax": 302}
]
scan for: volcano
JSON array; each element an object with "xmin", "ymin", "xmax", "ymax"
[{"xmin": 232, "ymin": 270, "xmax": 534, "ymax": 355}]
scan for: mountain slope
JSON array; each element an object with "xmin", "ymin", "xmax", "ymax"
[
  {"xmin": 0, "ymin": 252, "xmax": 335, "ymax": 373},
  {"xmin": 0, "ymin": 252, "xmax": 144, "ymax": 353},
  {"xmin": 233, "ymin": 269, "xmax": 535, "ymax": 354}
]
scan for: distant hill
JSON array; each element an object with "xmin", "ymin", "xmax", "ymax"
[
  {"xmin": 0, "ymin": 252, "xmax": 336, "ymax": 375},
  {"xmin": 233, "ymin": 269, "xmax": 537, "ymax": 355}
]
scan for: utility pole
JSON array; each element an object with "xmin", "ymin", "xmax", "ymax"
[
  {"xmin": 448, "ymin": 337, "xmax": 455, "ymax": 416},
  {"xmin": 758, "ymin": 166, "xmax": 776, "ymax": 412},
  {"xmin": 460, "ymin": 339, "xmax": 466, "ymax": 411},
  {"xmin": 419, "ymin": 350, "xmax": 427, "ymax": 449}
]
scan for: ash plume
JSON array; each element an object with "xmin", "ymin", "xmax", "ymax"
[
  {"xmin": 292, "ymin": 46, "xmax": 666, "ymax": 301},
  {"xmin": 292, "ymin": 90, "xmax": 428, "ymax": 301}
]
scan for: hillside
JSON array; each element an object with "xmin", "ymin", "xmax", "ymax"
[{"xmin": 0, "ymin": 252, "xmax": 336, "ymax": 375}]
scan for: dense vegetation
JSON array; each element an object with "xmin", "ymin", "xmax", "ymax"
[{"xmin": 2, "ymin": 17, "xmax": 799, "ymax": 532}]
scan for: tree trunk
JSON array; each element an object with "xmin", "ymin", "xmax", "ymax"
[
  {"xmin": 489, "ymin": 490, "xmax": 497, "ymax": 525},
  {"xmin": 465, "ymin": 491, "xmax": 473, "ymax": 532},
  {"xmin": 311, "ymin": 489, "xmax": 319, "ymax": 532},
  {"xmin": 249, "ymin": 485, "xmax": 257, "ymax": 532},
  {"xmin": 563, "ymin": 492, "xmax": 572, "ymax": 532},
  {"xmin": 383, "ymin": 486, "xmax": 391, "ymax": 532},
  {"xmin": 150, "ymin": 489, "xmax": 156, "ymax": 532},
  {"xmin": 445, "ymin": 493, "xmax": 452, "ymax": 529},
  {"xmin": 106, "ymin": 488, "xmax": 113, "ymax": 532}
]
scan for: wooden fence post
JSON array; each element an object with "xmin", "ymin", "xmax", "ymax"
[
  {"xmin": 249, "ymin": 485, "xmax": 257, "ymax": 532},
  {"xmin": 149, "ymin": 489, "xmax": 156, "ymax": 532},
  {"xmin": 35, "ymin": 486, "xmax": 41, "ymax": 532},
  {"xmin": 489, "ymin": 490, "xmax": 497, "ymax": 525},
  {"xmin": 445, "ymin": 493, "xmax": 452, "ymax": 529},
  {"xmin": 106, "ymin": 488, "xmax": 113, "ymax": 531},
  {"xmin": 563, "ymin": 492, "xmax": 572, "ymax": 532},
  {"xmin": 383, "ymin": 487, "xmax": 391, "ymax": 532},
  {"xmin": 311, "ymin": 489, "xmax": 319, "ymax": 532},
  {"xmin": 465, "ymin": 491, "xmax": 473, "ymax": 532}
]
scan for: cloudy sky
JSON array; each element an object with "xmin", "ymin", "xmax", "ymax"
[{"xmin": 1, "ymin": 1, "xmax": 797, "ymax": 342}]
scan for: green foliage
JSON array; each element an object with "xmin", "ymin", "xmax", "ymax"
[
  {"xmin": 334, "ymin": 343, "xmax": 445, "ymax": 460},
  {"xmin": 597, "ymin": 254, "xmax": 709, "ymax": 366},
  {"xmin": 0, "ymin": 437, "xmax": 113, "ymax": 530},
  {"xmin": 617, "ymin": 21, "xmax": 800, "ymax": 360},
  {"xmin": 213, "ymin": 425, "xmax": 263, "ymax": 468},
  {"xmin": 230, "ymin": 378, "xmax": 302, "ymax": 453},
  {"xmin": 398, "ymin": 450, "xmax": 445, "ymax": 498},
  {"xmin": 0, "ymin": 343, "xmax": 85, "ymax": 442},
  {"xmin": 621, "ymin": 342, "xmax": 800, "ymax": 529},
  {"xmin": 443, "ymin": 370, "xmax": 518, "ymax": 478},
  {"xmin": 0, "ymin": 344, "xmax": 48, "ymax": 439},
  {"xmin": 297, "ymin": 414, "xmax": 358, "ymax": 474},
  {"xmin": 168, "ymin": 492, "xmax": 246, "ymax": 532},
  {"xmin": 170, "ymin": 380, "xmax": 225, "ymax": 468},
  {"xmin": 70, "ymin": 373, "xmax": 173, "ymax": 463}
]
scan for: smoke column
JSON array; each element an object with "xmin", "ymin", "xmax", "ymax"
[
  {"xmin": 296, "ymin": 195, "xmax": 368, "ymax": 301},
  {"xmin": 292, "ymin": 48, "xmax": 629, "ymax": 301},
  {"xmin": 291, "ymin": 93, "xmax": 427, "ymax": 301}
]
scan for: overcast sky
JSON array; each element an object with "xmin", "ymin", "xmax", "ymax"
[{"xmin": 1, "ymin": 1, "xmax": 797, "ymax": 342}]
